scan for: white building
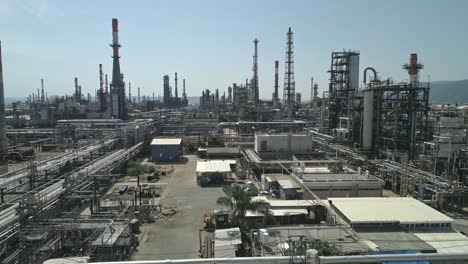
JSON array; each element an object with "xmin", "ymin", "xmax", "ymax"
[{"xmin": 254, "ymin": 134, "xmax": 313, "ymax": 153}]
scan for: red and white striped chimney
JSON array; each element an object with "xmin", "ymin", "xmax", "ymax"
[{"xmin": 112, "ymin": 18, "xmax": 119, "ymax": 58}]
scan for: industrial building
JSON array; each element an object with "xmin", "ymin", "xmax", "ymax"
[
  {"xmin": 1, "ymin": 10, "xmax": 468, "ymax": 264},
  {"xmin": 328, "ymin": 197, "xmax": 454, "ymax": 229},
  {"xmin": 196, "ymin": 160, "xmax": 233, "ymax": 186},
  {"xmin": 254, "ymin": 133, "xmax": 313, "ymax": 153},
  {"xmin": 298, "ymin": 167, "xmax": 384, "ymax": 199},
  {"xmin": 151, "ymin": 138, "xmax": 183, "ymax": 162}
]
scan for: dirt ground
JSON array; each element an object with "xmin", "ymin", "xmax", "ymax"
[{"xmin": 132, "ymin": 155, "xmax": 225, "ymax": 260}]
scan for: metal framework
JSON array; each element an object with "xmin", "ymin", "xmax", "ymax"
[
  {"xmin": 370, "ymin": 82, "xmax": 430, "ymax": 159},
  {"xmin": 327, "ymin": 51, "xmax": 360, "ymax": 141},
  {"xmin": 283, "ymin": 28, "xmax": 295, "ymax": 109}
]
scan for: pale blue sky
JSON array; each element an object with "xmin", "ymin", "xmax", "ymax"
[{"xmin": 1, "ymin": 0, "xmax": 467, "ymax": 99}]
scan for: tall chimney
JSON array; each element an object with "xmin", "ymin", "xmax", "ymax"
[
  {"xmin": 128, "ymin": 82, "xmax": 132, "ymax": 103},
  {"xmin": 99, "ymin": 64, "xmax": 104, "ymax": 92},
  {"xmin": 112, "ymin": 18, "xmax": 120, "ymax": 58},
  {"xmin": 310, "ymin": 76, "xmax": 314, "ymax": 107},
  {"xmin": 105, "ymin": 74, "xmax": 109, "ymax": 94},
  {"xmin": 182, "ymin": 78, "xmax": 187, "ymax": 102},
  {"xmin": 41, "ymin": 78, "xmax": 45, "ymax": 103},
  {"xmin": 403, "ymin": 53, "xmax": 423, "ymax": 88},
  {"xmin": 273, "ymin": 60, "xmax": 279, "ymax": 107},
  {"xmin": 110, "ymin": 18, "xmax": 126, "ymax": 119},
  {"xmin": 138, "ymin": 87, "xmax": 140, "ymax": 104},
  {"xmin": 175, "ymin": 72, "xmax": 178, "ymax": 101},
  {"xmin": 74, "ymin": 77, "xmax": 79, "ymax": 98},
  {"xmin": 0, "ymin": 41, "xmax": 7, "ymax": 166}
]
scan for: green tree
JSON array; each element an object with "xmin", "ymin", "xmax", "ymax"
[
  {"xmin": 126, "ymin": 161, "xmax": 143, "ymax": 176},
  {"xmin": 216, "ymin": 185, "xmax": 271, "ymax": 228}
]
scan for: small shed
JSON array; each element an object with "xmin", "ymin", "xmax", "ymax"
[
  {"xmin": 277, "ymin": 179, "xmax": 303, "ymax": 200},
  {"xmin": 151, "ymin": 138, "xmax": 183, "ymax": 162},
  {"xmin": 196, "ymin": 160, "xmax": 232, "ymax": 186}
]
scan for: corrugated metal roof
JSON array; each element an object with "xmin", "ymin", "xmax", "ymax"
[
  {"xmin": 329, "ymin": 197, "xmax": 454, "ymax": 225},
  {"xmin": 251, "ymin": 197, "xmax": 316, "ymax": 208},
  {"xmin": 245, "ymin": 209, "xmax": 308, "ymax": 217},
  {"xmin": 196, "ymin": 161, "xmax": 231, "ymax": 173},
  {"xmin": 151, "ymin": 138, "xmax": 182, "ymax": 145}
]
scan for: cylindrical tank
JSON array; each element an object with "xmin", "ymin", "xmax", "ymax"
[
  {"xmin": 130, "ymin": 218, "xmax": 140, "ymax": 233},
  {"xmin": 362, "ymin": 89, "xmax": 374, "ymax": 150},
  {"xmin": 349, "ymin": 53, "xmax": 360, "ymax": 91}
]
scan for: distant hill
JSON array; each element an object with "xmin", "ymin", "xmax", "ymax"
[{"xmin": 430, "ymin": 80, "xmax": 468, "ymax": 104}]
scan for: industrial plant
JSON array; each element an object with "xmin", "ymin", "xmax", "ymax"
[{"xmin": 0, "ymin": 11, "xmax": 468, "ymax": 264}]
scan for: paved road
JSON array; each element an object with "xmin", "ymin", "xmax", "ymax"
[{"xmin": 133, "ymin": 155, "xmax": 225, "ymax": 260}]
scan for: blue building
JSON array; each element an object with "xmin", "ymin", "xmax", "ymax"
[{"xmin": 151, "ymin": 138, "xmax": 183, "ymax": 162}]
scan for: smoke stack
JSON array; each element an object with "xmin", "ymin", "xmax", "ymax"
[
  {"xmin": 273, "ymin": 60, "xmax": 279, "ymax": 107},
  {"xmin": 37, "ymin": 88, "xmax": 40, "ymax": 102},
  {"xmin": 175, "ymin": 72, "xmax": 178, "ymax": 100},
  {"xmin": 182, "ymin": 78, "xmax": 187, "ymax": 101},
  {"xmin": 0, "ymin": 41, "xmax": 7, "ymax": 166},
  {"xmin": 403, "ymin": 53, "xmax": 423, "ymax": 88},
  {"xmin": 274, "ymin": 60, "xmax": 279, "ymax": 96},
  {"xmin": 41, "ymin": 78, "xmax": 45, "ymax": 103},
  {"xmin": 128, "ymin": 82, "xmax": 132, "ymax": 103},
  {"xmin": 74, "ymin": 77, "xmax": 79, "ymax": 97},
  {"xmin": 252, "ymin": 38, "xmax": 259, "ymax": 103},
  {"xmin": 105, "ymin": 74, "xmax": 108, "ymax": 93},
  {"xmin": 112, "ymin": 18, "xmax": 120, "ymax": 58},
  {"xmin": 138, "ymin": 87, "xmax": 140, "ymax": 104},
  {"xmin": 99, "ymin": 64, "xmax": 104, "ymax": 92},
  {"xmin": 310, "ymin": 76, "xmax": 314, "ymax": 107}
]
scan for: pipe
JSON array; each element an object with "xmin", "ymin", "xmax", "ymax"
[
  {"xmin": 363, "ymin": 67, "xmax": 377, "ymax": 84},
  {"xmin": 90, "ymin": 253, "xmax": 468, "ymax": 264},
  {"xmin": 0, "ymin": 41, "xmax": 6, "ymax": 166}
]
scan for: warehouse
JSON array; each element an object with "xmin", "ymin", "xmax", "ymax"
[
  {"xmin": 328, "ymin": 197, "xmax": 454, "ymax": 229},
  {"xmin": 151, "ymin": 138, "xmax": 183, "ymax": 162}
]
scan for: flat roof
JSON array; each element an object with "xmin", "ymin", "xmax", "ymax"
[
  {"xmin": 302, "ymin": 173, "xmax": 370, "ymax": 182},
  {"xmin": 262, "ymin": 174, "xmax": 291, "ymax": 182},
  {"xmin": 356, "ymin": 230, "xmax": 435, "ymax": 252},
  {"xmin": 251, "ymin": 196, "xmax": 316, "ymax": 208},
  {"xmin": 214, "ymin": 227, "xmax": 242, "ymax": 247},
  {"xmin": 262, "ymin": 226, "xmax": 370, "ymax": 254},
  {"xmin": 196, "ymin": 161, "xmax": 232, "ymax": 173},
  {"xmin": 206, "ymin": 147, "xmax": 240, "ymax": 154},
  {"xmin": 413, "ymin": 231, "xmax": 468, "ymax": 253},
  {"xmin": 303, "ymin": 167, "xmax": 332, "ymax": 174},
  {"xmin": 277, "ymin": 179, "xmax": 299, "ymax": 189},
  {"xmin": 246, "ymin": 208, "xmax": 307, "ymax": 217},
  {"xmin": 329, "ymin": 197, "xmax": 454, "ymax": 225},
  {"xmin": 151, "ymin": 138, "xmax": 182, "ymax": 145}
]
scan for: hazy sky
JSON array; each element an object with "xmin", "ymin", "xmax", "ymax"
[{"xmin": 1, "ymin": 0, "xmax": 467, "ymax": 100}]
